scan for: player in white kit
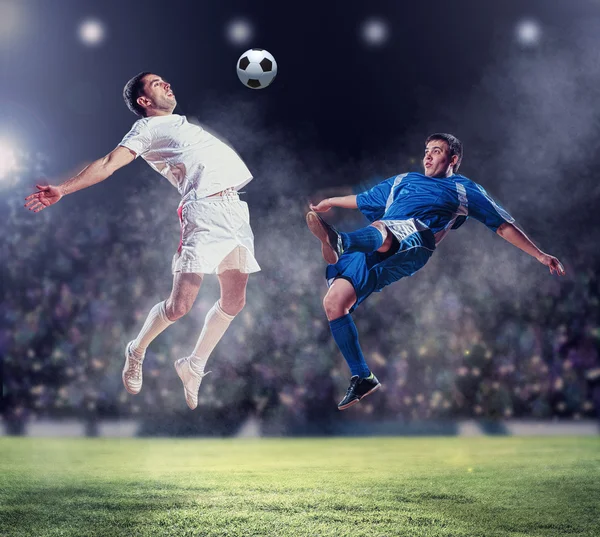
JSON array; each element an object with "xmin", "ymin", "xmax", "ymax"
[{"xmin": 24, "ymin": 72, "xmax": 261, "ymax": 410}]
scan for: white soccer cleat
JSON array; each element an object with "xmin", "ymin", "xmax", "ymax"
[
  {"xmin": 174, "ymin": 357, "xmax": 211, "ymax": 410},
  {"xmin": 122, "ymin": 341, "xmax": 144, "ymax": 395}
]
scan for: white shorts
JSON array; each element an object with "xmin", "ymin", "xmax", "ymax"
[{"xmin": 171, "ymin": 189, "xmax": 261, "ymax": 275}]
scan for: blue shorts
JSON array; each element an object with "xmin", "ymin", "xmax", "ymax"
[{"xmin": 325, "ymin": 229, "xmax": 436, "ymax": 312}]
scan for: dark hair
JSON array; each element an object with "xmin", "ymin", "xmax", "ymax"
[
  {"xmin": 425, "ymin": 133, "xmax": 463, "ymax": 173},
  {"xmin": 123, "ymin": 72, "xmax": 152, "ymax": 117}
]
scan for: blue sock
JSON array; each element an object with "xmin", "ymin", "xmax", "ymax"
[
  {"xmin": 329, "ymin": 314, "xmax": 371, "ymax": 378},
  {"xmin": 340, "ymin": 226, "xmax": 384, "ymax": 253}
]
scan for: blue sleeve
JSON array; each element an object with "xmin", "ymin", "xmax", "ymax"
[
  {"xmin": 356, "ymin": 176, "xmax": 397, "ymax": 223},
  {"xmin": 465, "ymin": 181, "xmax": 515, "ymax": 232}
]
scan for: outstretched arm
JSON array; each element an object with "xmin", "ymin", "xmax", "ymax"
[
  {"xmin": 309, "ymin": 195, "xmax": 358, "ymax": 213},
  {"xmin": 24, "ymin": 145, "xmax": 136, "ymax": 212},
  {"xmin": 497, "ymin": 222, "xmax": 566, "ymax": 276}
]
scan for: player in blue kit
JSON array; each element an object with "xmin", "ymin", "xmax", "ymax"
[{"xmin": 307, "ymin": 133, "xmax": 566, "ymax": 410}]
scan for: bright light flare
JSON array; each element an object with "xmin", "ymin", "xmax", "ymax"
[
  {"xmin": 361, "ymin": 18, "xmax": 390, "ymax": 46},
  {"xmin": 516, "ymin": 19, "xmax": 541, "ymax": 47},
  {"xmin": 78, "ymin": 18, "xmax": 106, "ymax": 46},
  {"xmin": 0, "ymin": 139, "xmax": 18, "ymax": 181},
  {"xmin": 226, "ymin": 19, "xmax": 253, "ymax": 45},
  {"xmin": 0, "ymin": 1, "xmax": 22, "ymax": 42}
]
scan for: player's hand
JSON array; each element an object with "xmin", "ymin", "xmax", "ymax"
[
  {"xmin": 309, "ymin": 199, "xmax": 333, "ymax": 212},
  {"xmin": 24, "ymin": 184, "xmax": 63, "ymax": 212},
  {"xmin": 538, "ymin": 253, "xmax": 566, "ymax": 276}
]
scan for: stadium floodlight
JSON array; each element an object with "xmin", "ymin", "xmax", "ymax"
[
  {"xmin": 0, "ymin": 1, "xmax": 22, "ymax": 43},
  {"xmin": 0, "ymin": 138, "xmax": 18, "ymax": 181},
  {"xmin": 361, "ymin": 18, "xmax": 390, "ymax": 46},
  {"xmin": 226, "ymin": 19, "xmax": 253, "ymax": 46},
  {"xmin": 78, "ymin": 18, "xmax": 106, "ymax": 46},
  {"xmin": 516, "ymin": 19, "xmax": 541, "ymax": 47}
]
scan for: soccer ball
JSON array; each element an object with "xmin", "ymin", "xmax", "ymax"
[{"xmin": 236, "ymin": 49, "xmax": 277, "ymax": 89}]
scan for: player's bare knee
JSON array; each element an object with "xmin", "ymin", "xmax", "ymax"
[
  {"xmin": 371, "ymin": 221, "xmax": 394, "ymax": 252},
  {"xmin": 370, "ymin": 221, "xmax": 388, "ymax": 240},
  {"xmin": 218, "ymin": 270, "xmax": 249, "ymax": 316},
  {"xmin": 220, "ymin": 296, "xmax": 245, "ymax": 316},
  {"xmin": 165, "ymin": 299, "xmax": 192, "ymax": 321},
  {"xmin": 322, "ymin": 293, "xmax": 334, "ymax": 317},
  {"xmin": 323, "ymin": 292, "xmax": 345, "ymax": 320}
]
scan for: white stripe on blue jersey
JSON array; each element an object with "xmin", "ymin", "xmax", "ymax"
[{"xmin": 356, "ymin": 172, "xmax": 514, "ymax": 244}]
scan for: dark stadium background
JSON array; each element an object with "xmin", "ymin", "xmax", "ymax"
[{"xmin": 2, "ymin": 0, "xmax": 599, "ymax": 435}]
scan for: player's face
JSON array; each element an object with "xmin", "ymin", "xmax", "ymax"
[
  {"xmin": 423, "ymin": 140, "xmax": 456, "ymax": 178},
  {"xmin": 139, "ymin": 74, "xmax": 177, "ymax": 115}
]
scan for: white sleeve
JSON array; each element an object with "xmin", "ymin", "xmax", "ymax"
[{"xmin": 119, "ymin": 120, "xmax": 152, "ymax": 158}]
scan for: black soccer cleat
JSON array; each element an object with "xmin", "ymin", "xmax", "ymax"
[
  {"xmin": 338, "ymin": 374, "xmax": 381, "ymax": 410},
  {"xmin": 306, "ymin": 211, "xmax": 344, "ymax": 264}
]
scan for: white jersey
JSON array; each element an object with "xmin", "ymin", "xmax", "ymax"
[{"xmin": 119, "ymin": 114, "xmax": 253, "ymax": 200}]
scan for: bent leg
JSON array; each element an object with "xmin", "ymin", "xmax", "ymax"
[
  {"xmin": 130, "ymin": 272, "xmax": 202, "ymax": 357},
  {"xmin": 340, "ymin": 224, "xmax": 384, "ymax": 254},
  {"xmin": 340, "ymin": 220, "xmax": 396, "ymax": 254},
  {"xmin": 187, "ymin": 269, "xmax": 248, "ymax": 374},
  {"xmin": 324, "ymin": 279, "xmax": 371, "ymax": 379},
  {"xmin": 124, "ymin": 272, "xmax": 202, "ymax": 395},
  {"xmin": 370, "ymin": 221, "xmax": 396, "ymax": 253}
]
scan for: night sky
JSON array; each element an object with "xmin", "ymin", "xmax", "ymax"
[
  {"xmin": 0, "ymin": 2, "xmax": 593, "ymax": 159},
  {"xmin": 2, "ymin": 0, "xmax": 600, "ymax": 244}
]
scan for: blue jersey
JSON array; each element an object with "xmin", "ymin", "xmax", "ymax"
[{"xmin": 356, "ymin": 172, "xmax": 514, "ymax": 244}]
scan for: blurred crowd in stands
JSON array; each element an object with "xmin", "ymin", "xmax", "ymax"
[{"xmin": 2, "ymin": 166, "xmax": 599, "ymax": 435}]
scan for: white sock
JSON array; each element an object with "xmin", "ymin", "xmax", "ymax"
[
  {"xmin": 189, "ymin": 301, "xmax": 235, "ymax": 374},
  {"xmin": 131, "ymin": 301, "xmax": 174, "ymax": 359}
]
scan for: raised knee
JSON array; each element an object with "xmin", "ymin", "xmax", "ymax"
[
  {"xmin": 372, "ymin": 221, "xmax": 395, "ymax": 252},
  {"xmin": 370, "ymin": 221, "xmax": 388, "ymax": 239}
]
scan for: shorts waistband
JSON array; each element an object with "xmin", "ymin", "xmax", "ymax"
[
  {"xmin": 179, "ymin": 188, "xmax": 239, "ymax": 208},
  {"xmin": 206, "ymin": 187, "xmax": 238, "ymax": 199}
]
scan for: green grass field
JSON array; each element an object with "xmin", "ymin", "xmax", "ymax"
[{"xmin": 0, "ymin": 436, "xmax": 599, "ymax": 537}]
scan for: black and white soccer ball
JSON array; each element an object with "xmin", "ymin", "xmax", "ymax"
[{"xmin": 236, "ymin": 49, "xmax": 277, "ymax": 89}]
